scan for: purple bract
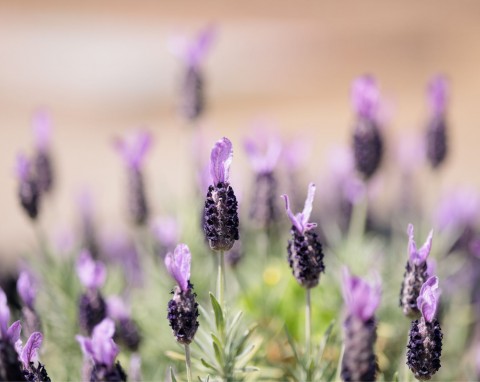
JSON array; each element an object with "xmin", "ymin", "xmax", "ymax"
[
  {"xmin": 342, "ymin": 268, "xmax": 381, "ymax": 322},
  {"xmin": 165, "ymin": 243, "xmax": 191, "ymax": 292},
  {"xmin": 417, "ymin": 276, "xmax": 440, "ymax": 322},
  {"xmin": 209, "ymin": 137, "xmax": 233, "ymax": 185},
  {"xmin": 281, "ymin": 182, "xmax": 317, "ymax": 234},
  {"xmin": 407, "ymin": 224, "xmax": 433, "ymax": 265}
]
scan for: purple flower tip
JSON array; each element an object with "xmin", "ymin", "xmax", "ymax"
[
  {"xmin": 32, "ymin": 109, "xmax": 51, "ymax": 152},
  {"xmin": 20, "ymin": 332, "xmax": 43, "ymax": 369},
  {"xmin": 107, "ymin": 296, "xmax": 130, "ymax": 321},
  {"xmin": 351, "ymin": 75, "xmax": 380, "ymax": 120},
  {"xmin": 76, "ymin": 250, "xmax": 106, "ymax": 290},
  {"xmin": 169, "ymin": 24, "xmax": 217, "ymax": 68},
  {"xmin": 151, "ymin": 216, "xmax": 180, "ymax": 249},
  {"xmin": 428, "ymin": 75, "xmax": 449, "ymax": 117},
  {"xmin": 114, "ymin": 130, "xmax": 152, "ymax": 170},
  {"xmin": 407, "ymin": 224, "xmax": 433, "ymax": 265},
  {"xmin": 342, "ymin": 267, "xmax": 381, "ymax": 321},
  {"xmin": 417, "ymin": 276, "xmax": 440, "ymax": 322},
  {"xmin": 15, "ymin": 153, "xmax": 31, "ymax": 181},
  {"xmin": 281, "ymin": 182, "xmax": 317, "ymax": 234},
  {"xmin": 209, "ymin": 137, "xmax": 233, "ymax": 185},
  {"xmin": 244, "ymin": 127, "xmax": 282, "ymax": 173},
  {"xmin": 17, "ymin": 270, "xmax": 36, "ymax": 310},
  {"xmin": 76, "ymin": 318, "xmax": 119, "ymax": 367},
  {"xmin": 165, "ymin": 243, "xmax": 191, "ymax": 292}
]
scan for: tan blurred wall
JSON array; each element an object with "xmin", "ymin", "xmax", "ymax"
[{"xmin": 1, "ymin": 1, "xmax": 480, "ymax": 255}]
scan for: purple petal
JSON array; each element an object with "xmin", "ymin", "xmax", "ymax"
[
  {"xmin": 0, "ymin": 288, "xmax": 10, "ymax": 337},
  {"xmin": 435, "ymin": 188, "xmax": 480, "ymax": 231},
  {"xmin": 32, "ymin": 109, "xmax": 51, "ymax": 152},
  {"xmin": 417, "ymin": 276, "xmax": 440, "ymax": 322},
  {"xmin": 351, "ymin": 75, "xmax": 380, "ymax": 120},
  {"xmin": 76, "ymin": 335, "xmax": 93, "ymax": 359},
  {"xmin": 20, "ymin": 332, "xmax": 42, "ymax": 368},
  {"xmin": 15, "ymin": 153, "xmax": 30, "ymax": 181},
  {"xmin": 188, "ymin": 24, "xmax": 217, "ymax": 67},
  {"xmin": 17, "ymin": 271, "xmax": 36, "ymax": 310},
  {"xmin": 165, "ymin": 244, "xmax": 191, "ymax": 292},
  {"xmin": 107, "ymin": 296, "xmax": 130, "ymax": 321},
  {"xmin": 407, "ymin": 224, "xmax": 433, "ymax": 265},
  {"xmin": 7, "ymin": 320, "xmax": 21, "ymax": 345},
  {"xmin": 281, "ymin": 194, "xmax": 302, "ymax": 233},
  {"xmin": 114, "ymin": 131, "xmax": 152, "ymax": 170},
  {"xmin": 428, "ymin": 75, "xmax": 448, "ymax": 117},
  {"xmin": 209, "ymin": 137, "xmax": 233, "ymax": 185},
  {"xmin": 300, "ymin": 183, "xmax": 316, "ymax": 228},
  {"xmin": 342, "ymin": 267, "xmax": 381, "ymax": 321},
  {"xmin": 76, "ymin": 250, "xmax": 106, "ymax": 290},
  {"xmin": 91, "ymin": 318, "xmax": 118, "ymax": 367}
]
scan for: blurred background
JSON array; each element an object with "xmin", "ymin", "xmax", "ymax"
[{"xmin": 2, "ymin": 1, "xmax": 480, "ymax": 255}]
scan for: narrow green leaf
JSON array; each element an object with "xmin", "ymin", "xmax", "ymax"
[
  {"xmin": 200, "ymin": 358, "xmax": 217, "ymax": 372},
  {"xmin": 213, "ymin": 340, "xmax": 224, "ymax": 366},
  {"xmin": 284, "ymin": 325, "xmax": 300, "ymax": 363},
  {"xmin": 165, "ymin": 351, "xmax": 186, "ymax": 361},
  {"xmin": 170, "ymin": 367, "xmax": 178, "ymax": 382},
  {"xmin": 234, "ymin": 324, "xmax": 257, "ymax": 356},
  {"xmin": 393, "ymin": 371, "xmax": 399, "ymax": 382},
  {"xmin": 317, "ymin": 320, "xmax": 335, "ymax": 363},
  {"xmin": 209, "ymin": 292, "xmax": 225, "ymax": 333}
]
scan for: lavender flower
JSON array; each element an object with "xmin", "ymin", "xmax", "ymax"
[
  {"xmin": 281, "ymin": 183, "xmax": 325, "ymax": 288},
  {"xmin": 351, "ymin": 75, "xmax": 383, "ymax": 179},
  {"xmin": 0, "ymin": 288, "xmax": 25, "ymax": 381},
  {"xmin": 203, "ymin": 138, "xmax": 239, "ymax": 252},
  {"xmin": 107, "ymin": 296, "xmax": 142, "ymax": 352},
  {"xmin": 17, "ymin": 270, "xmax": 41, "ymax": 336},
  {"xmin": 76, "ymin": 318, "xmax": 127, "ymax": 381},
  {"xmin": 19, "ymin": 332, "xmax": 51, "ymax": 382},
  {"xmin": 400, "ymin": 224, "xmax": 434, "ymax": 318},
  {"xmin": 169, "ymin": 25, "xmax": 216, "ymax": 121},
  {"xmin": 151, "ymin": 216, "xmax": 180, "ymax": 258},
  {"xmin": 32, "ymin": 109, "xmax": 54, "ymax": 194},
  {"xmin": 341, "ymin": 268, "xmax": 380, "ymax": 382},
  {"xmin": 77, "ymin": 188, "xmax": 101, "ymax": 259},
  {"xmin": 244, "ymin": 127, "xmax": 282, "ymax": 229},
  {"xmin": 114, "ymin": 131, "xmax": 152, "ymax": 226},
  {"xmin": 16, "ymin": 153, "xmax": 41, "ymax": 220},
  {"xmin": 165, "ymin": 244, "xmax": 199, "ymax": 345},
  {"xmin": 407, "ymin": 276, "xmax": 443, "ymax": 380},
  {"xmin": 77, "ymin": 250, "xmax": 107, "ymax": 335},
  {"xmin": 425, "ymin": 75, "xmax": 449, "ymax": 169}
]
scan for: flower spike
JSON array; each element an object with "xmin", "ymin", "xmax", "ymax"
[
  {"xmin": 408, "ymin": 224, "xmax": 434, "ymax": 265},
  {"xmin": 165, "ymin": 244, "xmax": 191, "ymax": 292},
  {"xmin": 417, "ymin": 276, "xmax": 440, "ymax": 323},
  {"xmin": 428, "ymin": 75, "xmax": 448, "ymax": 117},
  {"xmin": 351, "ymin": 75, "xmax": 380, "ymax": 120},
  {"xmin": 209, "ymin": 137, "xmax": 233, "ymax": 185}
]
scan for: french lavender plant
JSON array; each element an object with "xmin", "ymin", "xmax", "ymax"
[
  {"xmin": 170, "ymin": 25, "xmax": 216, "ymax": 122},
  {"xmin": 16, "ymin": 154, "xmax": 41, "ymax": 220},
  {"xmin": 341, "ymin": 268, "xmax": 381, "ymax": 382},
  {"xmin": 400, "ymin": 224, "xmax": 433, "ymax": 318},
  {"xmin": 244, "ymin": 128, "xmax": 282, "ymax": 230},
  {"xmin": 203, "ymin": 137, "xmax": 239, "ymax": 304},
  {"xmin": 165, "ymin": 244, "xmax": 199, "ymax": 382},
  {"xmin": 425, "ymin": 75, "xmax": 449, "ymax": 169},
  {"xmin": 76, "ymin": 318, "xmax": 127, "ymax": 382},
  {"xmin": 17, "ymin": 270, "xmax": 41, "ymax": 336},
  {"xmin": 19, "ymin": 331, "xmax": 51, "ymax": 382},
  {"xmin": 77, "ymin": 250, "xmax": 107, "ymax": 335},
  {"xmin": 351, "ymin": 75, "xmax": 383, "ymax": 180},
  {"xmin": 114, "ymin": 131, "xmax": 152, "ymax": 226},
  {"xmin": 107, "ymin": 296, "xmax": 142, "ymax": 353},
  {"xmin": 281, "ymin": 182, "xmax": 325, "ymax": 358},
  {"xmin": 407, "ymin": 276, "xmax": 443, "ymax": 380},
  {"xmin": 32, "ymin": 109, "xmax": 54, "ymax": 194}
]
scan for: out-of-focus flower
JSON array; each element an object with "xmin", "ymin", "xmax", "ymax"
[
  {"xmin": 351, "ymin": 75, "xmax": 384, "ymax": 180},
  {"xmin": 165, "ymin": 244, "xmax": 199, "ymax": 345},
  {"xmin": 435, "ymin": 188, "xmax": 480, "ymax": 232},
  {"xmin": 407, "ymin": 276, "xmax": 443, "ymax": 380},
  {"xmin": 76, "ymin": 318, "xmax": 127, "ymax": 381},
  {"xmin": 17, "ymin": 270, "xmax": 41, "ymax": 336},
  {"xmin": 107, "ymin": 296, "xmax": 141, "ymax": 352},
  {"xmin": 341, "ymin": 268, "xmax": 380, "ymax": 382},
  {"xmin": 203, "ymin": 138, "xmax": 239, "ymax": 252},
  {"xmin": 114, "ymin": 131, "xmax": 152, "ymax": 226},
  {"xmin": 19, "ymin": 331, "xmax": 51, "ymax": 381},
  {"xmin": 400, "ymin": 224, "xmax": 433, "ymax": 318},
  {"xmin": 151, "ymin": 216, "xmax": 180, "ymax": 258},
  {"xmin": 77, "ymin": 188, "xmax": 100, "ymax": 259},
  {"xmin": 282, "ymin": 183, "xmax": 324, "ymax": 289},
  {"xmin": 15, "ymin": 153, "xmax": 41, "ymax": 220},
  {"xmin": 32, "ymin": 109, "xmax": 55, "ymax": 193}
]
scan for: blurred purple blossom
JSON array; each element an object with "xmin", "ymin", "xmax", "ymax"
[
  {"xmin": 351, "ymin": 75, "xmax": 380, "ymax": 120},
  {"xmin": 17, "ymin": 271, "xmax": 36, "ymax": 311},
  {"xmin": 107, "ymin": 296, "xmax": 131, "ymax": 321},
  {"xmin": 244, "ymin": 124, "xmax": 282, "ymax": 174},
  {"xmin": 15, "ymin": 153, "xmax": 31, "ymax": 181},
  {"xmin": 168, "ymin": 24, "xmax": 216, "ymax": 68},
  {"xmin": 428, "ymin": 75, "xmax": 449, "ymax": 117},
  {"xmin": 165, "ymin": 244, "xmax": 191, "ymax": 292},
  {"xmin": 396, "ymin": 134, "xmax": 426, "ymax": 173},
  {"xmin": 426, "ymin": 258, "xmax": 437, "ymax": 278},
  {"xmin": 342, "ymin": 268, "xmax": 381, "ymax": 321},
  {"xmin": 32, "ymin": 109, "xmax": 51, "ymax": 152},
  {"xmin": 210, "ymin": 137, "xmax": 233, "ymax": 185},
  {"xmin": 281, "ymin": 137, "xmax": 311, "ymax": 172},
  {"xmin": 407, "ymin": 224, "xmax": 433, "ymax": 265},
  {"xmin": 151, "ymin": 216, "xmax": 180, "ymax": 253},
  {"xmin": 76, "ymin": 318, "xmax": 119, "ymax": 368},
  {"xmin": 20, "ymin": 332, "xmax": 43, "ymax": 369},
  {"xmin": 417, "ymin": 276, "xmax": 440, "ymax": 322},
  {"xmin": 0, "ymin": 288, "xmax": 22, "ymax": 345},
  {"xmin": 435, "ymin": 188, "xmax": 480, "ymax": 231},
  {"xmin": 282, "ymin": 183, "xmax": 318, "ymax": 234},
  {"xmin": 76, "ymin": 250, "xmax": 106, "ymax": 290},
  {"xmin": 114, "ymin": 131, "xmax": 152, "ymax": 170}
]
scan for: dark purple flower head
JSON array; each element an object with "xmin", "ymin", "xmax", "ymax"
[
  {"xmin": 428, "ymin": 75, "xmax": 448, "ymax": 117},
  {"xmin": 244, "ymin": 125, "xmax": 282, "ymax": 174},
  {"xmin": 15, "ymin": 153, "xmax": 31, "ymax": 181},
  {"xmin": 114, "ymin": 131, "xmax": 152, "ymax": 170},
  {"xmin": 169, "ymin": 24, "xmax": 216, "ymax": 69},
  {"xmin": 408, "ymin": 224, "xmax": 433, "ymax": 265},
  {"xmin": 17, "ymin": 270, "xmax": 36, "ymax": 311},
  {"xmin": 0, "ymin": 288, "xmax": 22, "ymax": 345},
  {"xmin": 281, "ymin": 182, "xmax": 317, "ymax": 234},
  {"xmin": 76, "ymin": 250, "xmax": 106, "ymax": 290},
  {"xmin": 165, "ymin": 244, "xmax": 191, "ymax": 292},
  {"xmin": 20, "ymin": 331, "xmax": 43, "ymax": 370},
  {"xmin": 76, "ymin": 318, "xmax": 119, "ymax": 368},
  {"xmin": 351, "ymin": 75, "xmax": 380, "ymax": 120},
  {"xmin": 417, "ymin": 276, "xmax": 440, "ymax": 323},
  {"xmin": 342, "ymin": 267, "xmax": 381, "ymax": 322},
  {"xmin": 209, "ymin": 137, "xmax": 233, "ymax": 185},
  {"xmin": 32, "ymin": 109, "xmax": 51, "ymax": 153}
]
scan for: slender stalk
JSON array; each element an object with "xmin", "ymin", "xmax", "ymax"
[
  {"xmin": 347, "ymin": 191, "xmax": 368, "ymax": 246},
  {"xmin": 335, "ymin": 343, "xmax": 345, "ymax": 382},
  {"xmin": 185, "ymin": 344, "xmax": 193, "ymax": 382},
  {"xmin": 305, "ymin": 288, "xmax": 312, "ymax": 361},
  {"xmin": 217, "ymin": 250, "xmax": 225, "ymax": 307}
]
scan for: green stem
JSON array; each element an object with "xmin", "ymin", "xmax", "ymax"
[
  {"xmin": 185, "ymin": 344, "xmax": 193, "ymax": 382},
  {"xmin": 217, "ymin": 250, "xmax": 225, "ymax": 308},
  {"xmin": 335, "ymin": 343, "xmax": 345, "ymax": 382},
  {"xmin": 306, "ymin": 288, "xmax": 312, "ymax": 361},
  {"xmin": 347, "ymin": 191, "xmax": 368, "ymax": 246}
]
